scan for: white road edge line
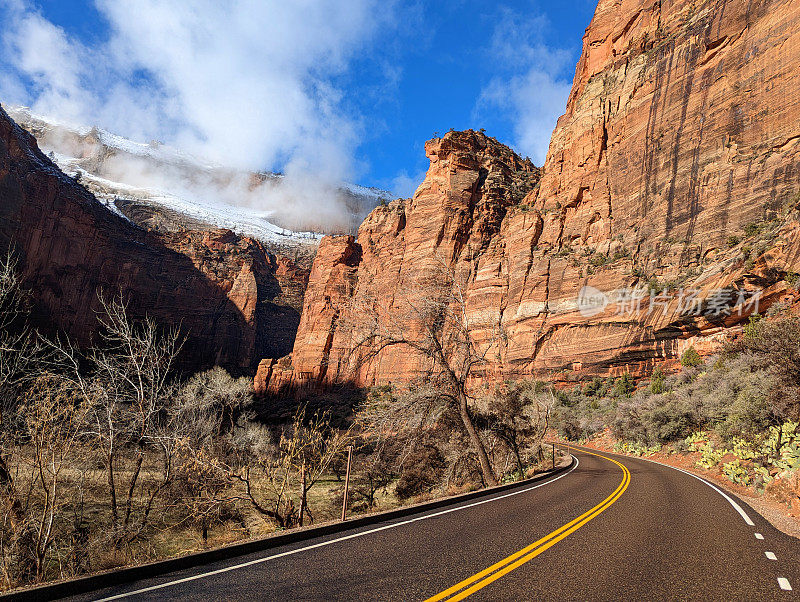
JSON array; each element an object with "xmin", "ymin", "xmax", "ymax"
[
  {"xmin": 94, "ymin": 457, "xmax": 580, "ymax": 601},
  {"xmin": 603, "ymin": 449, "xmax": 794, "ymax": 594},
  {"xmin": 623, "ymin": 454, "xmax": 755, "ymax": 526}
]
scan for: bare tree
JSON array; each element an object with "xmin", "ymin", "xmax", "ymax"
[
  {"xmin": 174, "ymin": 443, "xmax": 231, "ymax": 547},
  {"xmin": 0, "ymin": 253, "xmax": 43, "ymax": 496},
  {"xmin": 484, "ymin": 381, "xmax": 553, "ymax": 476},
  {"xmin": 283, "ymin": 408, "xmax": 352, "ymax": 526},
  {"xmin": 16, "ymin": 375, "xmax": 88, "ymax": 580},
  {"xmin": 0, "ymin": 252, "xmax": 54, "ymax": 582},
  {"xmin": 77, "ymin": 295, "xmax": 183, "ymax": 545},
  {"xmin": 348, "ymin": 438, "xmax": 396, "ymax": 510},
  {"xmin": 171, "ymin": 367, "xmax": 253, "ymax": 545},
  {"xmin": 344, "ymin": 258, "xmax": 502, "ymax": 486}
]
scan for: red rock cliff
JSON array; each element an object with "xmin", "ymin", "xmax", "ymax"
[
  {"xmin": 0, "ymin": 104, "xmax": 305, "ymax": 372},
  {"xmin": 259, "ymin": 0, "xmax": 800, "ymax": 392}
]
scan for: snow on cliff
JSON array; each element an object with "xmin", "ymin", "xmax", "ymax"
[{"xmin": 6, "ymin": 105, "xmax": 393, "ymax": 246}]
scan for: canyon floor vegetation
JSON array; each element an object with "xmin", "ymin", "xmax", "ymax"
[
  {"xmin": 0, "ymin": 252, "xmax": 554, "ymax": 591},
  {"xmin": 550, "ymin": 312, "xmax": 800, "ymax": 513}
]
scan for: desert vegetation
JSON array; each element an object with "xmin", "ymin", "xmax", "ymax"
[
  {"xmin": 0, "ymin": 252, "xmax": 554, "ymax": 591},
  {"xmin": 551, "ymin": 314, "xmax": 800, "ymax": 498}
]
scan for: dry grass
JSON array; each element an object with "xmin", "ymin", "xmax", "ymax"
[{"xmin": 0, "ymin": 444, "xmax": 408, "ymax": 591}]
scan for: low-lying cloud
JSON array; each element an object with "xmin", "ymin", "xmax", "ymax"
[{"xmin": 0, "ymin": 0, "xmax": 394, "ymax": 232}]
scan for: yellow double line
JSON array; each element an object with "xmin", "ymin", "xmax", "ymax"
[{"xmin": 425, "ymin": 450, "xmax": 631, "ymax": 601}]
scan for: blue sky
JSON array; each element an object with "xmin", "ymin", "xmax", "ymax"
[{"xmin": 0, "ymin": 0, "xmax": 596, "ymax": 196}]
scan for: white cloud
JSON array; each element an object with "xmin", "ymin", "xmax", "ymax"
[
  {"xmin": 0, "ymin": 0, "xmax": 390, "ymax": 181},
  {"xmin": 478, "ymin": 71, "xmax": 572, "ymax": 166},
  {"xmin": 390, "ymin": 169, "xmax": 427, "ymax": 199},
  {"xmin": 475, "ymin": 8, "xmax": 574, "ymax": 165}
]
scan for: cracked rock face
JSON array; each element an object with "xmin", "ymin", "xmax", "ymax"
[{"xmin": 258, "ymin": 0, "xmax": 800, "ymax": 392}]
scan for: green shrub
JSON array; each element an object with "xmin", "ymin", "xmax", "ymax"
[
  {"xmin": 613, "ymin": 373, "xmax": 635, "ymax": 398},
  {"xmin": 744, "ymin": 222, "xmax": 763, "ymax": 237},
  {"xmin": 722, "ymin": 460, "xmax": 751, "ymax": 485},
  {"xmin": 717, "ymin": 374, "xmax": 775, "ymax": 442},
  {"xmin": 729, "ymin": 437, "xmax": 757, "ymax": 460},
  {"xmin": 554, "ymin": 331, "xmax": 800, "ymax": 459},
  {"xmin": 680, "ymin": 347, "xmax": 703, "ymax": 367},
  {"xmin": 770, "ymin": 422, "xmax": 800, "ymax": 470},
  {"xmin": 696, "ymin": 441, "xmax": 725, "ymax": 468},
  {"xmin": 647, "ymin": 276, "xmax": 663, "ymax": 292},
  {"xmin": 734, "ymin": 316, "xmax": 800, "ymax": 421},
  {"xmin": 614, "ymin": 394, "xmax": 699, "ymax": 445},
  {"xmin": 589, "ymin": 253, "xmax": 610, "ymax": 267},
  {"xmin": 742, "ymin": 314, "xmax": 762, "ymax": 339},
  {"xmin": 650, "ymin": 368, "xmax": 666, "ymax": 394},
  {"xmin": 582, "ymin": 377, "xmax": 605, "ymax": 397},
  {"xmin": 726, "ymin": 235, "xmax": 740, "ymax": 248},
  {"xmin": 613, "ymin": 441, "xmax": 661, "ymax": 457},
  {"xmin": 550, "ymin": 390, "xmax": 615, "ymax": 441},
  {"xmin": 685, "ymin": 431, "xmax": 708, "ymax": 450}
]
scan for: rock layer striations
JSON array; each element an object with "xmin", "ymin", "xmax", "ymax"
[{"xmin": 259, "ymin": 0, "xmax": 800, "ymax": 392}]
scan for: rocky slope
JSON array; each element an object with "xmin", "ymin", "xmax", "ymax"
[
  {"xmin": 0, "ymin": 104, "xmax": 306, "ymax": 372},
  {"xmin": 257, "ymin": 0, "xmax": 800, "ymax": 392}
]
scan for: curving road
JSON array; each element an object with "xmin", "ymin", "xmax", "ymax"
[{"xmin": 68, "ymin": 447, "xmax": 799, "ymax": 601}]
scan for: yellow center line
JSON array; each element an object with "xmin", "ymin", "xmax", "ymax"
[{"xmin": 425, "ymin": 449, "xmax": 631, "ymax": 602}]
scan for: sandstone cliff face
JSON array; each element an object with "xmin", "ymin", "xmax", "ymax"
[
  {"xmin": 154, "ymin": 228, "xmax": 308, "ymax": 363},
  {"xmin": 258, "ymin": 0, "xmax": 800, "ymax": 392},
  {"xmin": 0, "ymin": 104, "xmax": 305, "ymax": 372}
]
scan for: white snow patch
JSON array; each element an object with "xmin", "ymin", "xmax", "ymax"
[{"xmin": 8, "ymin": 104, "xmax": 394, "ymax": 241}]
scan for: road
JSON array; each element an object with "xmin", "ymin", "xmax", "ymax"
[{"xmin": 70, "ymin": 447, "xmax": 799, "ymax": 601}]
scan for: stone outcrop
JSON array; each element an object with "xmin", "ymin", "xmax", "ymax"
[
  {"xmin": 0, "ymin": 104, "xmax": 306, "ymax": 372},
  {"xmin": 258, "ymin": 0, "xmax": 800, "ymax": 392}
]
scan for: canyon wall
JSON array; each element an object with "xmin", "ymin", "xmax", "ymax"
[
  {"xmin": 0, "ymin": 105, "xmax": 306, "ymax": 372},
  {"xmin": 258, "ymin": 0, "xmax": 800, "ymax": 392}
]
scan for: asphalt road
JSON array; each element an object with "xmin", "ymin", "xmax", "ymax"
[{"xmin": 68, "ymin": 447, "xmax": 800, "ymax": 601}]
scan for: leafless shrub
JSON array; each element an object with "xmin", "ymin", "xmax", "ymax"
[
  {"xmin": 170, "ymin": 367, "xmax": 253, "ymax": 544},
  {"xmin": 224, "ymin": 406, "xmax": 354, "ymax": 528},
  {"xmin": 483, "ymin": 381, "xmax": 554, "ymax": 477}
]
